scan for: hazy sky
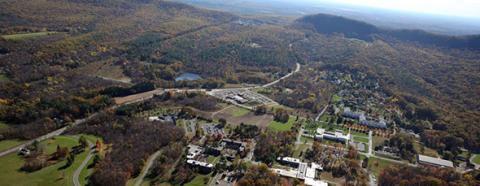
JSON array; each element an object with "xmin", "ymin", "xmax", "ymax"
[{"xmin": 303, "ymin": 0, "xmax": 480, "ymax": 18}]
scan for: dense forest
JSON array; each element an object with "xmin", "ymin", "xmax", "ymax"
[{"xmin": 295, "ymin": 13, "xmax": 480, "ymax": 50}]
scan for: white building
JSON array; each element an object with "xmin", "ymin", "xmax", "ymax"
[
  {"xmin": 271, "ymin": 161, "xmax": 326, "ymax": 186},
  {"xmin": 315, "ymin": 128, "xmax": 350, "ymax": 143},
  {"xmin": 418, "ymin": 154, "xmax": 454, "ymax": 168}
]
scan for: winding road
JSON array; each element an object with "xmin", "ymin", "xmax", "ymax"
[{"xmin": 73, "ymin": 141, "xmax": 95, "ymax": 186}]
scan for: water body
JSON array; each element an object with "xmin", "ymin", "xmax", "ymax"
[{"xmin": 175, "ymin": 72, "xmax": 202, "ymax": 81}]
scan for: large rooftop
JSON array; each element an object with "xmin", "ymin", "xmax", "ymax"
[{"xmin": 418, "ymin": 155, "xmax": 454, "ymax": 168}]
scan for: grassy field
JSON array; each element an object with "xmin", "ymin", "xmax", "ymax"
[
  {"xmin": 268, "ymin": 117, "xmax": 295, "ymax": 132},
  {"xmin": 0, "ymin": 135, "xmax": 100, "ymax": 186},
  {"xmin": 0, "ymin": 74, "xmax": 8, "ymax": 82},
  {"xmin": 293, "ymin": 143, "xmax": 310, "ymax": 158},
  {"xmin": 1, "ymin": 32, "xmax": 58, "ymax": 41},
  {"xmin": 353, "ymin": 136, "xmax": 369, "ymax": 143},
  {"xmin": 0, "ymin": 139, "xmax": 25, "ymax": 152},
  {"xmin": 368, "ymin": 157, "xmax": 398, "ymax": 176},
  {"xmin": 413, "ymin": 142, "xmax": 439, "ymax": 157},
  {"xmin": 229, "ymin": 106, "xmax": 250, "ymax": 117},
  {"xmin": 184, "ymin": 174, "xmax": 210, "ymax": 186},
  {"xmin": 473, "ymin": 154, "xmax": 480, "ymax": 164},
  {"xmin": 332, "ymin": 94, "xmax": 341, "ymax": 103},
  {"xmin": 206, "ymin": 156, "xmax": 220, "ymax": 164}
]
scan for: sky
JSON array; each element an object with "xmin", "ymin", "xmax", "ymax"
[{"xmin": 301, "ymin": 0, "xmax": 480, "ymax": 18}]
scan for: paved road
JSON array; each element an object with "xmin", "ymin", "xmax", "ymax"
[
  {"xmin": 368, "ymin": 131, "xmax": 373, "ymax": 157},
  {"xmin": 262, "ymin": 63, "xmax": 300, "ymax": 88},
  {"xmin": 0, "ymin": 112, "xmax": 100, "ymax": 158},
  {"xmin": 73, "ymin": 141, "xmax": 95, "ymax": 186},
  {"xmin": 315, "ymin": 104, "xmax": 329, "ymax": 121},
  {"xmin": 134, "ymin": 150, "xmax": 162, "ymax": 186}
]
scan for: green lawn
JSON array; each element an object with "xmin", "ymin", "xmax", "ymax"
[
  {"xmin": 293, "ymin": 143, "xmax": 310, "ymax": 158},
  {"xmin": 0, "ymin": 139, "xmax": 25, "ymax": 152},
  {"xmin": 0, "ymin": 135, "xmax": 100, "ymax": 186},
  {"xmin": 230, "ymin": 106, "xmax": 250, "ymax": 117},
  {"xmin": 473, "ymin": 154, "xmax": 480, "ymax": 164},
  {"xmin": 0, "ymin": 74, "xmax": 8, "ymax": 82},
  {"xmin": 206, "ymin": 156, "xmax": 220, "ymax": 164},
  {"xmin": 268, "ymin": 117, "xmax": 295, "ymax": 132},
  {"xmin": 332, "ymin": 94, "xmax": 341, "ymax": 102},
  {"xmin": 353, "ymin": 136, "xmax": 369, "ymax": 143},
  {"xmin": 184, "ymin": 174, "xmax": 210, "ymax": 186},
  {"xmin": 1, "ymin": 32, "xmax": 58, "ymax": 41},
  {"xmin": 368, "ymin": 157, "xmax": 398, "ymax": 176}
]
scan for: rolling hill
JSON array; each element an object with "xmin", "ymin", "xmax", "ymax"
[{"xmin": 295, "ymin": 13, "xmax": 480, "ymax": 50}]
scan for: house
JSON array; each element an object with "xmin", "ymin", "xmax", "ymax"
[
  {"xmin": 148, "ymin": 114, "xmax": 176, "ymax": 125},
  {"xmin": 187, "ymin": 144, "xmax": 203, "ymax": 159},
  {"xmin": 359, "ymin": 117, "xmax": 387, "ymax": 129},
  {"xmin": 18, "ymin": 148, "xmax": 30, "ymax": 156},
  {"xmin": 186, "ymin": 159, "xmax": 214, "ymax": 173},
  {"xmin": 315, "ymin": 128, "xmax": 350, "ymax": 144},
  {"xmin": 229, "ymin": 95, "xmax": 248, "ymax": 104},
  {"xmin": 342, "ymin": 107, "xmax": 363, "ymax": 120},
  {"xmin": 277, "ymin": 157, "xmax": 302, "ymax": 168},
  {"xmin": 221, "ymin": 139, "xmax": 245, "ymax": 152},
  {"xmin": 272, "ymin": 161, "xmax": 326, "ymax": 186},
  {"xmin": 418, "ymin": 154, "xmax": 454, "ymax": 168},
  {"xmin": 204, "ymin": 146, "xmax": 222, "ymax": 156}
]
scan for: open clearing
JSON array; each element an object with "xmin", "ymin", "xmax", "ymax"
[
  {"xmin": 368, "ymin": 157, "xmax": 399, "ymax": 176},
  {"xmin": 1, "ymin": 32, "xmax": 58, "ymax": 41},
  {"xmin": 0, "ymin": 135, "xmax": 99, "ymax": 186},
  {"xmin": 185, "ymin": 174, "xmax": 210, "ymax": 186},
  {"xmin": 472, "ymin": 154, "xmax": 480, "ymax": 164},
  {"xmin": 0, "ymin": 139, "xmax": 25, "ymax": 152},
  {"xmin": 212, "ymin": 106, "xmax": 273, "ymax": 128},
  {"xmin": 268, "ymin": 117, "xmax": 295, "ymax": 132}
]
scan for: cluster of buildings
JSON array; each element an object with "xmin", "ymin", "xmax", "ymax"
[
  {"xmin": 272, "ymin": 157, "xmax": 327, "ymax": 186},
  {"xmin": 186, "ymin": 139, "xmax": 247, "ymax": 173},
  {"xmin": 342, "ymin": 107, "xmax": 387, "ymax": 129},
  {"xmin": 208, "ymin": 89, "xmax": 274, "ymax": 105}
]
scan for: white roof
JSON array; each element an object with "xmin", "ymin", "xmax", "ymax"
[
  {"xmin": 305, "ymin": 167, "xmax": 316, "ymax": 179},
  {"xmin": 304, "ymin": 178, "xmax": 328, "ymax": 186},
  {"xmin": 279, "ymin": 157, "xmax": 301, "ymax": 163},
  {"xmin": 272, "ymin": 168, "xmax": 298, "ymax": 178},
  {"xmin": 187, "ymin": 159, "xmax": 213, "ymax": 168},
  {"xmin": 148, "ymin": 116, "xmax": 159, "ymax": 121},
  {"xmin": 418, "ymin": 155, "xmax": 454, "ymax": 168}
]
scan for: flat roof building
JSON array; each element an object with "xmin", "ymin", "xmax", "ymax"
[
  {"xmin": 418, "ymin": 154, "xmax": 454, "ymax": 168},
  {"xmin": 315, "ymin": 128, "xmax": 350, "ymax": 144}
]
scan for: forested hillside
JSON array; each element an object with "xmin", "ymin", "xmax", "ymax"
[
  {"xmin": 0, "ymin": 1, "xmax": 479, "ymax": 185},
  {"xmin": 292, "ymin": 17, "xmax": 480, "ymax": 152},
  {"xmin": 295, "ymin": 13, "xmax": 480, "ymax": 50}
]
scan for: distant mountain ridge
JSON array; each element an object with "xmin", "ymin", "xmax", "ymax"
[{"xmin": 295, "ymin": 13, "xmax": 480, "ymax": 50}]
